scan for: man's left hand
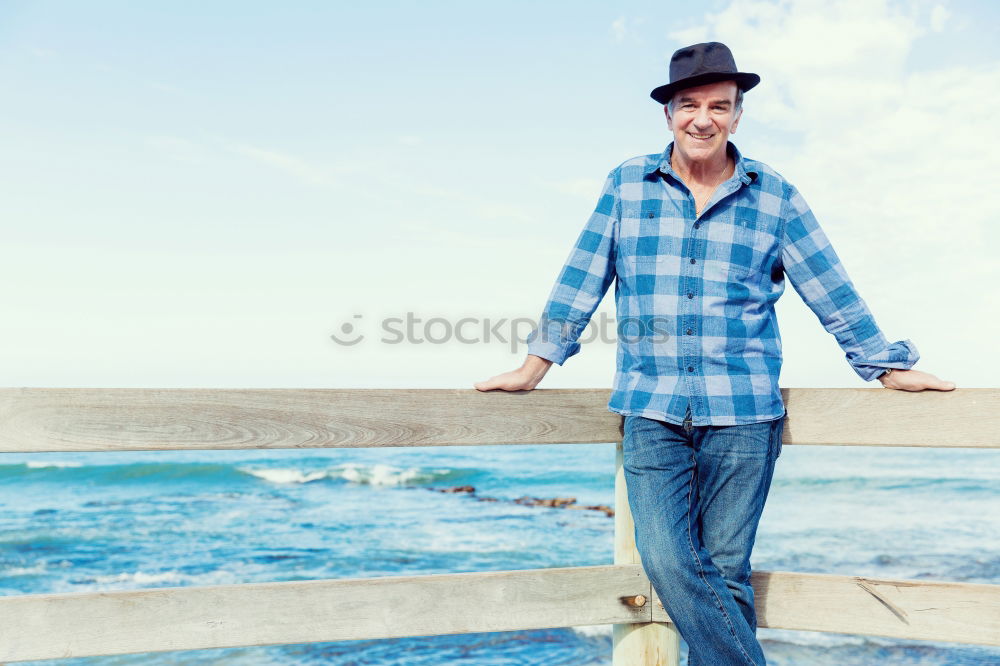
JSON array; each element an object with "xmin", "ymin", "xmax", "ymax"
[{"xmin": 878, "ymin": 368, "xmax": 956, "ymax": 391}]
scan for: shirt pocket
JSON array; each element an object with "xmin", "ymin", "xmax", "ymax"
[
  {"xmin": 708, "ymin": 211, "xmax": 763, "ymax": 281},
  {"xmin": 620, "ymin": 207, "xmax": 674, "ymax": 268}
]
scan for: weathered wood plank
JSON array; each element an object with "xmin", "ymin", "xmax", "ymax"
[
  {"xmin": 0, "ymin": 565, "xmax": 651, "ymax": 662},
  {"xmin": 2, "ymin": 567, "xmax": 997, "ymax": 662},
  {"xmin": 0, "ymin": 388, "xmax": 613, "ymax": 452},
  {"xmin": 648, "ymin": 570, "xmax": 1000, "ymax": 646},
  {"xmin": 0, "ymin": 388, "xmax": 996, "ymax": 452},
  {"xmin": 780, "ymin": 387, "xmax": 999, "ymax": 448}
]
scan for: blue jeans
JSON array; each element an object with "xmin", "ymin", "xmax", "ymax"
[{"xmin": 622, "ymin": 406, "xmax": 784, "ymax": 666}]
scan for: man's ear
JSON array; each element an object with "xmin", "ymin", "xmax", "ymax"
[
  {"xmin": 730, "ymin": 107, "xmax": 743, "ymax": 134},
  {"xmin": 664, "ymin": 105, "xmax": 673, "ymax": 131}
]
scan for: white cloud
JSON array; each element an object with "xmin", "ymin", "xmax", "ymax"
[
  {"xmin": 611, "ymin": 16, "xmax": 645, "ymax": 44},
  {"xmin": 672, "ymin": 0, "xmax": 997, "ymax": 260},
  {"xmin": 145, "ymin": 135, "xmax": 208, "ymax": 163},
  {"xmin": 929, "ymin": 4, "xmax": 950, "ymax": 32},
  {"xmin": 229, "ymin": 143, "xmax": 339, "ymax": 186},
  {"xmin": 611, "ymin": 17, "xmax": 628, "ymax": 43}
]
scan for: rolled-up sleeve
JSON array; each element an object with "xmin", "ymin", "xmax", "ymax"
[
  {"xmin": 779, "ymin": 184, "xmax": 919, "ymax": 381},
  {"xmin": 525, "ymin": 170, "xmax": 619, "ymax": 365}
]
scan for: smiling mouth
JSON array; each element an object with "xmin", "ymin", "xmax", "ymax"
[{"xmin": 688, "ymin": 132, "xmax": 714, "ymax": 140}]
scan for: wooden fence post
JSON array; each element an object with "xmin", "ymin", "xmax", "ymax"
[{"xmin": 612, "ymin": 431, "xmax": 681, "ymax": 665}]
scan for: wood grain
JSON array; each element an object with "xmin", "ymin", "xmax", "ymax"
[
  {"xmin": 0, "ymin": 565, "xmax": 651, "ymax": 662},
  {"xmin": 647, "ymin": 570, "xmax": 1000, "ymax": 647},
  {"xmin": 0, "ymin": 388, "xmax": 996, "ymax": 452},
  {"xmin": 1, "ymin": 567, "xmax": 996, "ymax": 662}
]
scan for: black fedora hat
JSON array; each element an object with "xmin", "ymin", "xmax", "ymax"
[{"xmin": 650, "ymin": 41, "xmax": 760, "ymax": 105}]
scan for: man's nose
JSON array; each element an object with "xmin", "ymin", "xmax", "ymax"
[{"xmin": 694, "ymin": 108, "xmax": 712, "ymax": 128}]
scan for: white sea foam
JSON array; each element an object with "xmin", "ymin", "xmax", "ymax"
[
  {"xmin": 25, "ymin": 460, "xmax": 83, "ymax": 468},
  {"xmin": 338, "ymin": 463, "xmax": 429, "ymax": 486},
  {"xmin": 409, "ymin": 520, "xmax": 531, "ymax": 554},
  {"xmin": 93, "ymin": 571, "xmax": 184, "ymax": 585},
  {"xmin": 238, "ymin": 463, "xmax": 448, "ymax": 486},
  {"xmin": 570, "ymin": 624, "xmax": 613, "ymax": 638},
  {"xmin": 240, "ymin": 467, "xmax": 329, "ymax": 484},
  {"xmin": 5, "ymin": 562, "xmax": 50, "ymax": 576}
]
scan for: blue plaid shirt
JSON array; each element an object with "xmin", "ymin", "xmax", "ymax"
[{"xmin": 526, "ymin": 141, "xmax": 920, "ymax": 426}]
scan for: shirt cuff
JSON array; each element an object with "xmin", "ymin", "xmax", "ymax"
[
  {"xmin": 525, "ymin": 323, "xmax": 581, "ymax": 366},
  {"xmin": 851, "ymin": 338, "xmax": 920, "ymax": 382}
]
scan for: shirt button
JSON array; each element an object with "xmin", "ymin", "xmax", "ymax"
[
  {"xmin": 694, "ymin": 223, "xmax": 700, "ymax": 229},
  {"xmin": 687, "ymin": 366, "xmax": 694, "ymax": 372},
  {"xmin": 689, "ymin": 258, "xmax": 696, "ymax": 264},
  {"xmin": 647, "ymin": 212, "xmax": 654, "ymax": 218},
  {"xmin": 686, "ymin": 328, "xmax": 693, "ymax": 335},
  {"xmin": 687, "ymin": 293, "xmax": 694, "ymax": 299}
]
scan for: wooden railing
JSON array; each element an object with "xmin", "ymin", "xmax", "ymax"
[{"xmin": 0, "ymin": 388, "xmax": 998, "ymax": 664}]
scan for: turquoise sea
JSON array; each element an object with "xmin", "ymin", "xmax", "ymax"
[{"xmin": 1, "ymin": 442, "xmax": 998, "ymax": 664}]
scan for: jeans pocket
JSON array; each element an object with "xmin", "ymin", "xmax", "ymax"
[{"xmin": 772, "ymin": 415, "xmax": 785, "ymax": 460}]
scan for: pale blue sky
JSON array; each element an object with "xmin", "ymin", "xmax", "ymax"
[{"xmin": 2, "ymin": 1, "xmax": 997, "ymax": 389}]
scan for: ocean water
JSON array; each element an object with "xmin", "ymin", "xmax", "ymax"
[{"xmin": 1, "ymin": 442, "xmax": 998, "ymax": 665}]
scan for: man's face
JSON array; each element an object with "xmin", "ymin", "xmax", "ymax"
[{"xmin": 665, "ymin": 80, "xmax": 742, "ymax": 165}]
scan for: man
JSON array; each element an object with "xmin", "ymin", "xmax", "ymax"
[{"xmin": 474, "ymin": 42, "xmax": 955, "ymax": 664}]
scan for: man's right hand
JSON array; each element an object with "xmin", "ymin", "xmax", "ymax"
[{"xmin": 474, "ymin": 355, "xmax": 554, "ymax": 392}]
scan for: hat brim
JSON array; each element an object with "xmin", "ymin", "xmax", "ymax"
[{"xmin": 650, "ymin": 72, "xmax": 760, "ymax": 105}]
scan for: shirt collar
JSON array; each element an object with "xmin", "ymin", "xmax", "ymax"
[{"xmin": 645, "ymin": 140, "xmax": 758, "ymax": 185}]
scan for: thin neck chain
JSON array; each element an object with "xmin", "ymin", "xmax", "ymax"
[
  {"xmin": 673, "ymin": 152, "xmax": 732, "ymax": 187},
  {"xmin": 690, "ymin": 157, "xmax": 733, "ymax": 216}
]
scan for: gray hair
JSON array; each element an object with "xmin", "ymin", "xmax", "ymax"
[{"xmin": 667, "ymin": 86, "xmax": 744, "ymax": 115}]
